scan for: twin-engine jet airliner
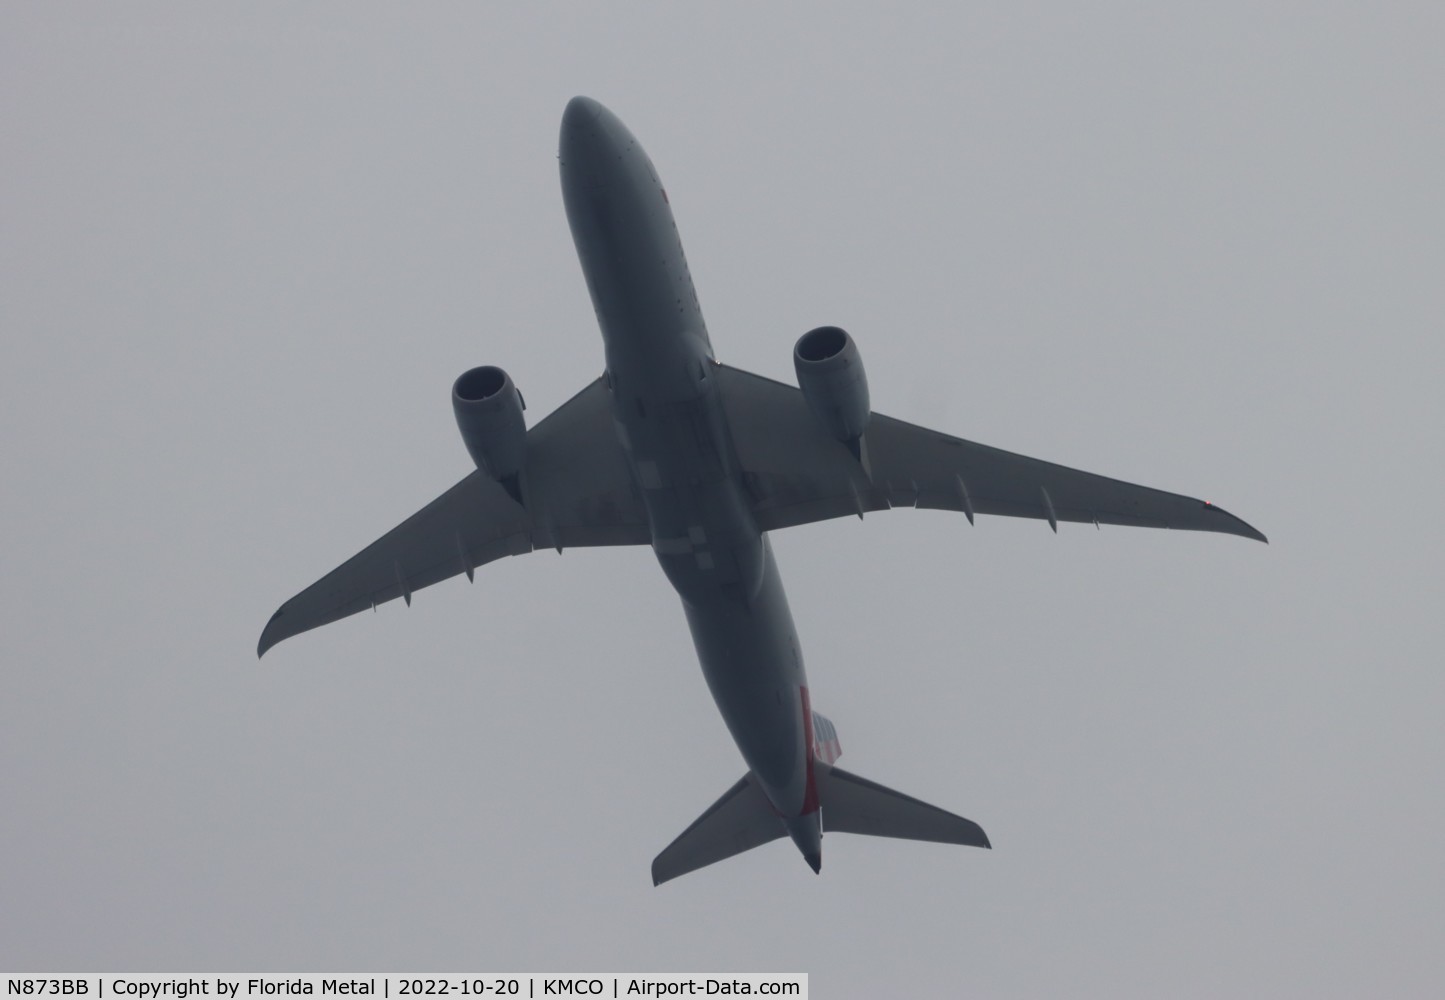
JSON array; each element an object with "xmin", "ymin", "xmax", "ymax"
[{"xmin": 259, "ymin": 97, "xmax": 1265, "ymax": 884}]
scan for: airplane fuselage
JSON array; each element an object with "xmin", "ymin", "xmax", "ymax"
[
  {"xmin": 559, "ymin": 98, "xmax": 821, "ymax": 864},
  {"xmin": 261, "ymin": 97, "xmax": 1262, "ymax": 881}
]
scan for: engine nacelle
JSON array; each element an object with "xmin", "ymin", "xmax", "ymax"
[
  {"xmin": 452, "ymin": 366, "xmax": 526, "ymax": 490},
  {"xmin": 793, "ymin": 326, "xmax": 870, "ymax": 447}
]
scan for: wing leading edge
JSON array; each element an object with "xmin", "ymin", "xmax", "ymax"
[
  {"xmin": 258, "ymin": 376, "xmax": 649, "ymax": 656},
  {"xmin": 716, "ymin": 364, "xmax": 1266, "ymax": 542}
]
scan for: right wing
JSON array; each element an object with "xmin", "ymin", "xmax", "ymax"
[
  {"xmin": 258, "ymin": 376, "xmax": 649, "ymax": 656},
  {"xmin": 717, "ymin": 364, "xmax": 1266, "ymax": 542}
]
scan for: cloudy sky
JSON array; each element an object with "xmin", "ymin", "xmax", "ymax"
[{"xmin": 4, "ymin": 3, "xmax": 1442, "ymax": 996}]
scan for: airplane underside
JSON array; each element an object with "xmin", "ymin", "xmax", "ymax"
[{"xmin": 258, "ymin": 97, "xmax": 1265, "ymax": 884}]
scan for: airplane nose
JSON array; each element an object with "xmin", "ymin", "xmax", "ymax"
[
  {"xmin": 563, "ymin": 95, "xmax": 605, "ymax": 127},
  {"xmin": 559, "ymin": 96, "xmax": 609, "ymax": 172},
  {"xmin": 559, "ymin": 95, "xmax": 641, "ymax": 203}
]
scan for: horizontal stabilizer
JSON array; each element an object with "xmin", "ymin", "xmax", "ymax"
[
  {"xmin": 817, "ymin": 764, "xmax": 991, "ymax": 848},
  {"xmin": 652, "ymin": 773, "xmax": 785, "ymax": 886}
]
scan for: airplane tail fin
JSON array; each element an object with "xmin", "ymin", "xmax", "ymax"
[
  {"xmin": 651, "ymin": 763, "xmax": 988, "ymax": 885},
  {"xmin": 811, "ymin": 710, "xmax": 842, "ymax": 765}
]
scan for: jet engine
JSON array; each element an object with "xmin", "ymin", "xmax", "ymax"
[
  {"xmin": 793, "ymin": 326, "xmax": 870, "ymax": 456},
  {"xmin": 452, "ymin": 365, "xmax": 526, "ymax": 501}
]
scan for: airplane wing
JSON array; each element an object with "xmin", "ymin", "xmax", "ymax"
[
  {"xmin": 716, "ymin": 364, "xmax": 1266, "ymax": 542},
  {"xmin": 258, "ymin": 376, "xmax": 650, "ymax": 656}
]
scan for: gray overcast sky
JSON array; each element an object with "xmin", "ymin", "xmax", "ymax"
[{"xmin": 3, "ymin": 3, "xmax": 1442, "ymax": 996}]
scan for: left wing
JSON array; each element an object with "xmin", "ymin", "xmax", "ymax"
[
  {"xmin": 717, "ymin": 364, "xmax": 1266, "ymax": 542},
  {"xmin": 258, "ymin": 376, "xmax": 649, "ymax": 656}
]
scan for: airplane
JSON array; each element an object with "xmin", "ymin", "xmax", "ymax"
[{"xmin": 259, "ymin": 96, "xmax": 1266, "ymax": 884}]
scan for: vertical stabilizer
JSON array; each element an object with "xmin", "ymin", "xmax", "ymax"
[{"xmin": 811, "ymin": 710, "xmax": 842, "ymax": 765}]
